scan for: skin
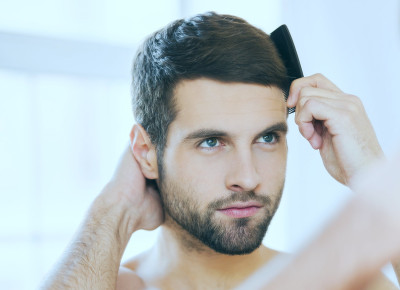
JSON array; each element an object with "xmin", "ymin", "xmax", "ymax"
[
  {"xmin": 238, "ymin": 149, "xmax": 400, "ymax": 290},
  {"xmin": 40, "ymin": 75, "xmax": 399, "ymax": 290},
  {"xmin": 288, "ymin": 74, "xmax": 383, "ymax": 185},
  {"xmin": 159, "ymin": 79, "xmax": 287, "ymax": 253},
  {"xmin": 124, "ymin": 79, "xmax": 289, "ymax": 289}
]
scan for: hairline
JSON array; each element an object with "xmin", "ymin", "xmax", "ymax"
[{"xmin": 155, "ymin": 77, "xmax": 288, "ymax": 177}]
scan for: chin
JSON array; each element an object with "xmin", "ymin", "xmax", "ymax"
[{"xmin": 199, "ymin": 216, "xmax": 272, "ymax": 256}]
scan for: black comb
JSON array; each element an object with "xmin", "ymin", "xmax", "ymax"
[{"xmin": 270, "ymin": 25, "xmax": 303, "ymax": 114}]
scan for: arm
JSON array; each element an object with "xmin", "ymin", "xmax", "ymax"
[
  {"xmin": 41, "ymin": 125, "xmax": 162, "ymax": 289},
  {"xmin": 238, "ymin": 150, "xmax": 400, "ymax": 290},
  {"xmin": 265, "ymin": 196, "xmax": 400, "ymax": 290},
  {"xmin": 40, "ymin": 185, "xmax": 140, "ymax": 290},
  {"xmin": 281, "ymin": 73, "xmax": 398, "ymax": 287}
]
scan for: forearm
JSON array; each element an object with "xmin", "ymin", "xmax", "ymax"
[
  {"xmin": 240, "ymin": 195, "xmax": 400, "ymax": 290},
  {"xmin": 41, "ymin": 185, "xmax": 138, "ymax": 290},
  {"xmin": 273, "ymin": 196, "xmax": 400, "ymax": 290},
  {"xmin": 263, "ymin": 154, "xmax": 400, "ymax": 290}
]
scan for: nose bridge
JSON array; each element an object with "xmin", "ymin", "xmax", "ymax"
[{"xmin": 225, "ymin": 145, "xmax": 260, "ymax": 192}]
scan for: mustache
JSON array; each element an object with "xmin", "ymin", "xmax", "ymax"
[{"xmin": 208, "ymin": 191, "xmax": 271, "ymax": 210}]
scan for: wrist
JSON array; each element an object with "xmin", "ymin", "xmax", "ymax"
[
  {"xmin": 90, "ymin": 184, "xmax": 142, "ymax": 245},
  {"xmin": 343, "ymin": 195, "xmax": 400, "ymax": 269}
]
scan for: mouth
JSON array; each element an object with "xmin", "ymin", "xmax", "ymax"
[{"xmin": 217, "ymin": 201, "xmax": 263, "ymax": 218}]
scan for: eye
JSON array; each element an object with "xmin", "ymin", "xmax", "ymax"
[
  {"xmin": 256, "ymin": 133, "xmax": 279, "ymax": 144},
  {"xmin": 198, "ymin": 137, "xmax": 221, "ymax": 148}
]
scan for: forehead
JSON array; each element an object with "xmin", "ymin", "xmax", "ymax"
[{"xmin": 171, "ymin": 78, "xmax": 287, "ymax": 132}]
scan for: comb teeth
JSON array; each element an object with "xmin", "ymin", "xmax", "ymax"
[{"xmin": 284, "ymin": 89, "xmax": 295, "ymax": 114}]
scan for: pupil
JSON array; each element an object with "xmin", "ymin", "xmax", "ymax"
[
  {"xmin": 263, "ymin": 134, "xmax": 273, "ymax": 142},
  {"xmin": 207, "ymin": 138, "xmax": 217, "ymax": 146}
]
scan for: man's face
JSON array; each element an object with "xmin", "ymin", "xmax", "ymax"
[{"xmin": 159, "ymin": 78, "xmax": 288, "ymax": 255}]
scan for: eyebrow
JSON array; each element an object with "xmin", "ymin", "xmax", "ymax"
[
  {"xmin": 183, "ymin": 122, "xmax": 288, "ymax": 142},
  {"xmin": 255, "ymin": 122, "xmax": 288, "ymax": 138}
]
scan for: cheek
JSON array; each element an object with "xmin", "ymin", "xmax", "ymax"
[
  {"xmin": 165, "ymin": 147, "xmax": 287, "ymax": 197},
  {"xmin": 163, "ymin": 148, "xmax": 228, "ymax": 201},
  {"xmin": 255, "ymin": 147, "xmax": 287, "ymax": 190},
  {"xmin": 260, "ymin": 150, "xmax": 287, "ymax": 175}
]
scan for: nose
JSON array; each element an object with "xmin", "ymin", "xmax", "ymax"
[{"xmin": 225, "ymin": 149, "xmax": 261, "ymax": 192}]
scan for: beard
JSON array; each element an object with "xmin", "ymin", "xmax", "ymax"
[{"xmin": 158, "ymin": 172, "xmax": 284, "ymax": 255}]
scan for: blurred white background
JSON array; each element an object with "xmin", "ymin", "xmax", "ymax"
[{"xmin": 0, "ymin": 0, "xmax": 399, "ymax": 289}]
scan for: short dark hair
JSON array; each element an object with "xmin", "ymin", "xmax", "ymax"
[{"xmin": 132, "ymin": 12, "xmax": 287, "ymax": 159}]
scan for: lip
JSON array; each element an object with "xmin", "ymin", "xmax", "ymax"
[{"xmin": 217, "ymin": 201, "xmax": 263, "ymax": 218}]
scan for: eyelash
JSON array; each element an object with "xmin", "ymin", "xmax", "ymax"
[
  {"xmin": 197, "ymin": 132, "xmax": 280, "ymax": 150},
  {"xmin": 197, "ymin": 137, "xmax": 224, "ymax": 149},
  {"xmin": 255, "ymin": 132, "xmax": 280, "ymax": 144}
]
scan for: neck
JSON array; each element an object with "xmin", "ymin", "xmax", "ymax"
[{"xmin": 148, "ymin": 216, "xmax": 278, "ymax": 288}]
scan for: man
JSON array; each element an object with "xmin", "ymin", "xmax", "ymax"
[{"xmin": 41, "ymin": 12, "xmax": 398, "ymax": 289}]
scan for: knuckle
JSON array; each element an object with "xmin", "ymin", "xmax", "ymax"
[
  {"xmin": 348, "ymin": 94, "xmax": 362, "ymax": 104},
  {"xmin": 341, "ymin": 110, "xmax": 355, "ymax": 123},
  {"xmin": 340, "ymin": 105, "xmax": 357, "ymax": 123},
  {"xmin": 298, "ymin": 87, "xmax": 318, "ymax": 105},
  {"xmin": 313, "ymin": 73, "xmax": 325, "ymax": 80},
  {"xmin": 346, "ymin": 103, "xmax": 358, "ymax": 114},
  {"xmin": 295, "ymin": 98, "xmax": 316, "ymax": 124},
  {"xmin": 300, "ymin": 86, "xmax": 312, "ymax": 96},
  {"xmin": 345, "ymin": 94, "xmax": 363, "ymax": 113},
  {"xmin": 290, "ymin": 77, "xmax": 301, "ymax": 91},
  {"xmin": 304, "ymin": 98, "xmax": 317, "ymax": 108},
  {"xmin": 298, "ymin": 95, "xmax": 310, "ymax": 109}
]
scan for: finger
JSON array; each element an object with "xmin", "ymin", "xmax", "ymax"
[
  {"xmin": 298, "ymin": 121, "xmax": 323, "ymax": 149},
  {"xmin": 297, "ymin": 87, "xmax": 361, "ymax": 108},
  {"xmin": 288, "ymin": 73, "xmax": 343, "ymax": 108},
  {"xmin": 308, "ymin": 128, "xmax": 323, "ymax": 149},
  {"xmin": 296, "ymin": 97, "xmax": 358, "ymax": 123},
  {"xmin": 299, "ymin": 86, "xmax": 344, "ymax": 101},
  {"xmin": 296, "ymin": 88, "xmax": 341, "ymax": 112},
  {"xmin": 295, "ymin": 97, "xmax": 349, "ymax": 127},
  {"xmin": 295, "ymin": 96, "xmax": 366, "ymax": 141},
  {"xmin": 311, "ymin": 120, "xmax": 325, "ymax": 149},
  {"xmin": 295, "ymin": 99, "xmax": 338, "ymax": 149}
]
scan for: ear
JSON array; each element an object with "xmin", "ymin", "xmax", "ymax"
[{"xmin": 130, "ymin": 124, "xmax": 158, "ymax": 179}]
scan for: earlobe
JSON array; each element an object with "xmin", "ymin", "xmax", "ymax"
[{"xmin": 130, "ymin": 124, "xmax": 159, "ymax": 179}]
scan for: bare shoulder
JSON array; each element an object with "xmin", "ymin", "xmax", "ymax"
[
  {"xmin": 117, "ymin": 251, "xmax": 150, "ymax": 290},
  {"xmin": 116, "ymin": 266, "xmax": 146, "ymax": 290},
  {"xmin": 366, "ymin": 272, "xmax": 399, "ymax": 290}
]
